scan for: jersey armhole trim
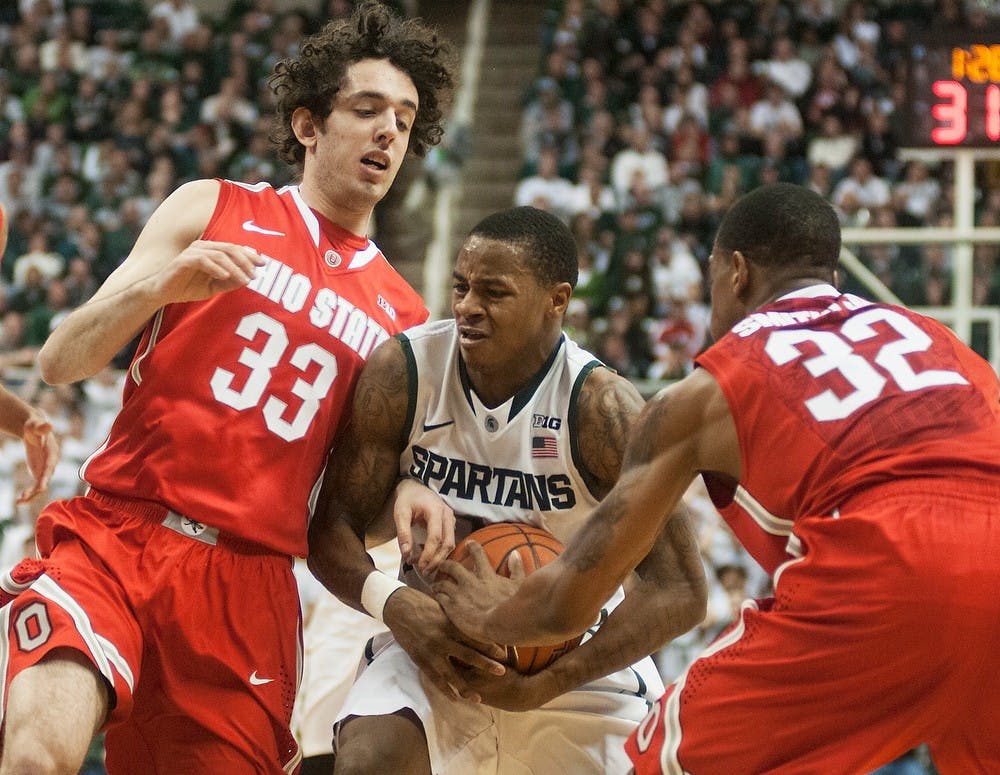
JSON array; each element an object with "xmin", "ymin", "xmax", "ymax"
[
  {"xmin": 397, "ymin": 333, "xmax": 418, "ymax": 442},
  {"xmin": 568, "ymin": 360, "xmax": 602, "ymax": 501},
  {"xmin": 202, "ymin": 178, "xmax": 235, "ymax": 239}
]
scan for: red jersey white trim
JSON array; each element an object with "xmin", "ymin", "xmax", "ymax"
[{"xmin": 80, "ymin": 180, "xmax": 428, "ymax": 555}]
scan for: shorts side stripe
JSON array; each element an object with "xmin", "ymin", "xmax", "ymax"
[
  {"xmin": 33, "ymin": 575, "xmax": 135, "ymax": 692},
  {"xmin": 662, "ymin": 599, "xmax": 760, "ymax": 775},
  {"xmin": 0, "ymin": 603, "xmax": 12, "ymax": 731}
]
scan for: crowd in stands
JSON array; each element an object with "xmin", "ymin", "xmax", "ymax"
[
  {"xmin": 521, "ymin": 0, "xmax": 1000, "ymax": 389},
  {"xmin": 0, "ymin": 1, "xmax": 989, "ymax": 771}
]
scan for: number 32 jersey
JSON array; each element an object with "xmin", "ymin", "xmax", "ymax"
[
  {"xmin": 80, "ymin": 180, "xmax": 427, "ymax": 556},
  {"xmin": 696, "ymin": 284, "xmax": 1000, "ymax": 574}
]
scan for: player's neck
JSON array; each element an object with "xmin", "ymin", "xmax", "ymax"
[
  {"xmin": 297, "ymin": 180, "xmax": 373, "ymax": 237},
  {"xmin": 461, "ymin": 333, "xmax": 563, "ymax": 409}
]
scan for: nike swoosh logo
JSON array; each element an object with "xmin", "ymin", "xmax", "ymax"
[
  {"xmin": 422, "ymin": 420, "xmax": 455, "ymax": 432},
  {"xmin": 249, "ymin": 671, "xmax": 275, "ymax": 685},
  {"xmin": 242, "ymin": 220, "xmax": 285, "ymax": 237}
]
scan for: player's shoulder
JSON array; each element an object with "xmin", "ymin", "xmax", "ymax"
[
  {"xmin": 576, "ymin": 362, "xmax": 644, "ymax": 422},
  {"xmin": 160, "ymin": 178, "xmax": 224, "ymax": 211},
  {"xmin": 398, "ymin": 318, "xmax": 455, "ymax": 342}
]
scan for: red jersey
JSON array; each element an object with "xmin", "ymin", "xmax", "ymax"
[
  {"xmin": 81, "ymin": 180, "xmax": 427, "ymax": 556},
  {"xmin": 695, "ymin": 284, "xmax": 1000, "ymax": 574}
]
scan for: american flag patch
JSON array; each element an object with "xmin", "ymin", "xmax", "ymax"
[{"xmin": 531, "ymin": 435, "xmax": 558, "ymax": 458}]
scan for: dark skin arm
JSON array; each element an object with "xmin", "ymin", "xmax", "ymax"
[
  {"xmin": 307, "ymin": 338, "xmax": 505, "ymax": 702},
  {"xmin": 443, "ymin": 367, "xmax": 709, "ymax": 711},
  {"xmin": 435, "ymin": 366, "xmax": 737, "ymax": 649}
]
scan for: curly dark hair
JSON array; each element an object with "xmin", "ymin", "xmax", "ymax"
[
  {"xmin": 268, "ymin": 1, "xmax": 456, "ymax": 169},
  {"xmin": 468, "ymin": 207, "xmax": 579, "ymax": 289}
]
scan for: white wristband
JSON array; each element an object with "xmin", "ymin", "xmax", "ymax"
[{"xmin": 360, "ymin": 571, "xmax": 407, "ymax": 623}]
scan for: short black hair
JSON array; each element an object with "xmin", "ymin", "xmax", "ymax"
[
  {"xmin": 467, "ymin": 206, "xmax": 579, "ymax": 287},
  {"xmin": 269, "ymin": 1, "xmax": 456, "ymax": 169},
  {"xmin": 714, "ymin": 182, "xmax": 841, "ymax": 273}
]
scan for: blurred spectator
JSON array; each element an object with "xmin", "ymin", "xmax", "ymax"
[
  {"xmin": 595, "ymin": 293, "xmax": 653, "ymax": 380},
  {"xmin": 0, "ymin": 311, "xmax": 38, "ymax": 375},
  {"xmin": 609, "ymin": 124, "xmax": 668, "ymax": 204},
  {"xmin": 514, "ymin": 145, "xmax": 576, "ymax": 221},
  {"xmin": 520, "ymin": 76, "xmax": 576, "ymax": 174},
  {"xmin": 650, "ymin": 226, "xmax": 703, "ymax": 305},
  {"xmin": 38, "ymin": 18, "xmax": 87, "ymax": 74},
  {"xmin": 806, "ymin": 113, "xmax": 858, "ymax": 179},
  {"xmin": 62, "ymin": 256, "xmax": 98, "ymax": 308},
  {"xmin": 747, "ymin": 82, "xmax": 803, "ymax": 144},
  {"xmin": 648, "ymin": 292, "xmax": 708, "ymax": 380},
  {"xmin": 706, "ymin": 128, "xmax": 758, "ymax": 198},
  {"xmin": 831, "ymin": 156, "xmax": 891, "ymax": 225},
  {"xmin": 149, "ymin": 0, "xmax": 201, "ymax": 47},
  {"xmin": 25, "ymin": 277, "xmax": 71, "ymax": 347},
  {"xmin": 11, "ymin": 232, "xmax": 63, "ymax": 289},
  {"xmin": 670, "ymin": 113, "xmax": 711, "ymax": 177},
  {"xmin": 567, "ymin": 161, "xmax": 616, "ymax": 220},
  {"xmin": 892, "ymin": 160, "xmax": 942, "ymax": 226},
  {"xmin": 662, "ymin": 63, "xmax": 709, "ymax": 134},
  {"xmin": 68, "ymin": 75, "xmax": 110, "ymax": 144},
  {"xmin": 859, "ymin": 107, "xmax": 898, "ymax": 179},
  {"xmin": 708, "ymin": 52, "xmax": 764, "ymax": 133},
  {"xmin": 754, "ymin": 35, "xmax": 812, "ymax": 99}
]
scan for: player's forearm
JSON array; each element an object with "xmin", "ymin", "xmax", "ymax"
[
  {"xmin": 0, "ymin": 387, "xmax": 40, "ymax": 439},
  {"xmin": 306, "ymin": 509, "xmax": 379, "ymax": 615},
  {"xmin": 543, "ymin": 576, "xmax": 704, "ymax": 696},
  {"xmin": 38, "ymin": 281, "xmax": 162, "ymax": 384}
]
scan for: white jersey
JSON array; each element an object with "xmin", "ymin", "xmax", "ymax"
[
  {"xmin": 335, "ymin": 318, "xmax": 664, "ymax": 774},
  {"xmin": 400, "ymin": 318, "xmax": 601, "ymax": 544}
]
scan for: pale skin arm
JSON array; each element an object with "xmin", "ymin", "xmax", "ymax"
[
  {"xmin": 438, "ymin": 368, "xmax": 708, "ymax": 711},
  {"xmin": 307, "ymin": 338, "xmax": 506, "ymax": 702},
  {"xmin": 37, "ymin": 179, "xmax": 264, "ymax": 385},
  {"xmin": 435, "ymin": 366, "xmax": 738, "ymax": 647},
  {"xmin": 0, "ymin": 385, "xmax": 59, "ymax": 503}
]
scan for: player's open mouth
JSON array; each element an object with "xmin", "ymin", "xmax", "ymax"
[
  {"xmin": 362, "ymin": 154, "xmax": 389, "ymax": 171},
  {"xmin": 458, "ymin": 327, "xmax": 486, "ymax": 343}
]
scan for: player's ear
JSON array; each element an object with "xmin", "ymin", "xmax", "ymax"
[
  {"xmin": 549, "ymin": 282, "xmax": 573, "ymax": 317},
  {"xmin": 731, "ymin": 250, "xmax": 750, "ymax": 298},
  {"xmin": 291, "ymin": 108, "xmax": 319, "ymax": 148}
]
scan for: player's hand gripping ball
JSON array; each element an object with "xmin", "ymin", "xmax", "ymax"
[{"xmin": 448, "ymin": 522, "xmax": 584, "ymax": 674}]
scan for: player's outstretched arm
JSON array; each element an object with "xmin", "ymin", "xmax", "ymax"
[
  {"xmin": 38, "ymin": 179, "xmax": 264, "ymax": 384},
  {"xmin": 0, "ymin": 385, "xmax": 59, "ymax": 503},
  {"xmin": 436, "ymin": 367, "xmax": 735, "ymax": 648}
]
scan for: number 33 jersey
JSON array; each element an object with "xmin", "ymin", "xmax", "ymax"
[
  {"xmin": 696, "ymin": 284, "xmax": 1000, "ymax": 574},
  {"xmin": 80, "ymin": 180, "xmax": 427, "ymax": 556}
]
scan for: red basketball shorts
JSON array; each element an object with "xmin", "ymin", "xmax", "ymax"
[
  {"xmin": 0, "ymin": 491, "xmax": 303, "ymax": 774},
  {"xmin": 626, "ymin": 481, "xmax": 1000, "ymax": 775}
]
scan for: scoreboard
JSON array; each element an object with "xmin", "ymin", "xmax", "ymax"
[{"xmin": 905, "ymin": 29, "xmax": 1000, "ymax": 148}]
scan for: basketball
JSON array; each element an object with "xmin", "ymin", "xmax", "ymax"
[{"xmin": 449, "ymin": 522, "xmax": 584, "ymax": 674}]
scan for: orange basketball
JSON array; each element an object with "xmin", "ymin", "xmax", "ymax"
[{"xmin": 449, "ymin": 522, "xmax": 583, "ymax": 674}]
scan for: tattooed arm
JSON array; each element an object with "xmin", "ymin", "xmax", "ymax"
[
  {"xmin": 436, "ymin": 366, "xmax": 740, "ymax": 647},
  {"xmin": 307, "ymin": 337, "xmax": 505, "ymax": 699},
  {"xmin": 307, "ymin": 336, "xmax": 412, "ymax": 609}
]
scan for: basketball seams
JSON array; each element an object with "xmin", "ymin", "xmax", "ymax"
[{"xmin": 448, "ymin": 523, "xmax": 580, "ymax": 674}]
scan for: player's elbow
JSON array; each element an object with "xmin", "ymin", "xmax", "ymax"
[
  {"xmin": 37, "ymin": 342, "xmax": 77, "ymax": 385},
  {"xmin": 656, "ymin": 579, "xmax": 709, "ymax": 641}
]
